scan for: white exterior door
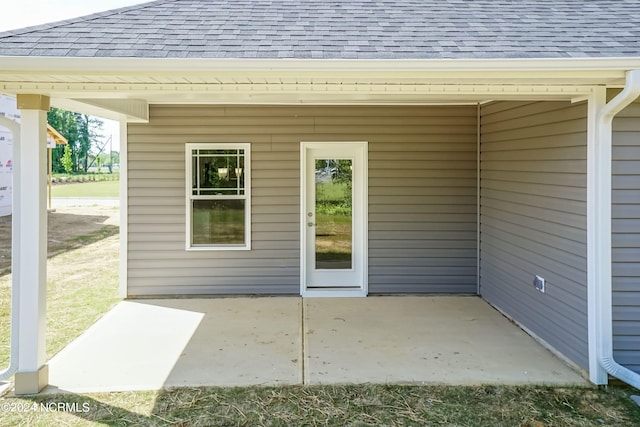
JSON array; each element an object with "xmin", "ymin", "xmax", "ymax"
[{"xmin": 301, "ymin": 142, "xmax": 367, "ymax": 297}]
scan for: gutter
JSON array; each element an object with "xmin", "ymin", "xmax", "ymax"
[
  {"xmin": 1, "ymin": 56, "xmax": 640, "ymax": 73},
  {"xmin": 0, "ymin": 116, "xmax": 20, "ymax": 383},
  {"xmin": 596, "ymin": 69, "xmax": 640, "ymax": 388}
]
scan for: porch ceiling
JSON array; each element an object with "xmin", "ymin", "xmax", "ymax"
[{"xmin": 0, "ymin": 57, "xmax": 637, "ymax": 120}]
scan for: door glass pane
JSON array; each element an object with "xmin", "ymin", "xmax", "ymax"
[{"xmin": 315, "ymin": 159, "xmax": 352, "ymax": 269}]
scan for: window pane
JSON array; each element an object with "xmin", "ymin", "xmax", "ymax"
[
  {"xmin": 192, "ymin": 149, "xmax": 245, "ymax": 194},
  {"xmin": 199, "ymin": 149, "xmax": 240, "ymax": 156},
  {"xmin": 192, "ymin": 199, "xmax": 245, "ymax": 245},
  {"xmin": 192, "ymin": 155, "xmax": 198, "ymax": 190},
  {"xmin": 199, "ymin": 189, "xmax": 243, "ymax": 196}
]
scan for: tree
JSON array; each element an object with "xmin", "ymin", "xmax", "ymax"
[
  {"xmin": 75, "ymin": 113, "xmax": 103, "ymax": 173},
  {"xmin": 109, "ymin": 151, "xmax": 120, "ymax": 166},
  {"xmin": 60, "ymin": 144, "xmax": 73, "ymax": 174},
  {"xmin": 48, "ymin": 108, "xmax": 79, "ymax": 173},
  {"xmin": 47, "ymin": 108, "xmax": 104, "ymax": 173},
  {"xmin": 111, "ymin": 151, "xmax": 120, "ymax": 166},
  {"xmin": 96, "ymin": 152, "xmax": 116, "ymax": 169}
]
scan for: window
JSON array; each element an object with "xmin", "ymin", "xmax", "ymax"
[{"xmin": 186, "ymin": 143, "xmax": 250, "ymax": 250}]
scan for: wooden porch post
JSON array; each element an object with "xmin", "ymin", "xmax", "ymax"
[{"xmin": 13, "ymin": 94, "xmax": 50, "ymax": 394}]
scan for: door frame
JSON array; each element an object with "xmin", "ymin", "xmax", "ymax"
[{"xmin": 300, "ymin": 141, "xmax": 368, "ymax": 297}]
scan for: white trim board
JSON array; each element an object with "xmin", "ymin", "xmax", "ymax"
[{"xmin": 300, "ymin": 141, "xmax": 368, "ymax": 297}]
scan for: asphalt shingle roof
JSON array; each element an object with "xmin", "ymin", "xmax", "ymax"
[{"xmin": 0, "ymin": 0, "xmax": 639, "ymax": 59}]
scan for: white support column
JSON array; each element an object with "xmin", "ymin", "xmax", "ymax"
[
  {"xmin": 14, "ymin": 94, "xmax": 50, "ymax": 395},
  {"xmin": 118, "ymin": 120, "xmax": 128, "ymax": 298}
]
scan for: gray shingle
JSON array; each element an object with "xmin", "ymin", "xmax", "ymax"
[{"xmin": 0, "ymin": 0, "xmax": 639, "ymax": 59}]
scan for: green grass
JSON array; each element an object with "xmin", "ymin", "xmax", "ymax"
[
  {"xmin": 43, "ymin": 234, "xmax": 121, "ymax": 362},
  {"xmin": 0, "ymin": 211, "xmax": 121, "ymax": 368},
  {"xmin": 315, "ymin": 180, "xmax": 353, "ymax": 263},
  {"xmin": 51, "ymin": 181, "xmax": 120, "ymax": 199},
  {"xmin": 316, "ymin": 181, "xmax": 352, "ymax": 216},
  {"xmin": 0, "ymin": 238, "xmax": 121, "ymax": 369},
  {"xmin": 1, "ymin": 384, "xmax": 639, "ymax": 426},
  {"xmin": 316, "ymin": 213, "xmax": 352, "ymax": 264}
]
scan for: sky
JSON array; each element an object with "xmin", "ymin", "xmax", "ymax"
[
  {"xmin": 0, "ymin": 1, "xmax": 153, "ymax": 152},
  {"xmin": 0, "ymin": 0, "xmax": 150, "ymax": 32}
]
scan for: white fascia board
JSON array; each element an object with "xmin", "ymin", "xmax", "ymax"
[
  {"xmin": 4, "ymin": 84, "xmax": 595, "ymax": 108},
  {"xmin": 0, "ymin": 57, "xmax": 637, "ymax": 88},
  {"xmin": 6, "ymin": 82, "xmax": 600, "ymax": 104},
  {"xmin": 1, "ymin": 56, "xmax": 636, "ymax": 110},
  {"xmin": 2, "ymin": 56, "xmax": 640, "ymax": 73},
  {"xmin": 0, "ymin": 57, "xmax": 635, "ymax": 105}
]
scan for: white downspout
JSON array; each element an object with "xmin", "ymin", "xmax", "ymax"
[
  {"xmin": 596, "ymin": 69, "xmax": 640, "ymax": 388},
  {"xmin": 0, "ymin": 117, "xmax": 20, "ymax": 382}
]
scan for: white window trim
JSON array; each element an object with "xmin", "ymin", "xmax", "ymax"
[{"xmin": 185, "ymin": 142, "xmax": 251, "ymax": 251}]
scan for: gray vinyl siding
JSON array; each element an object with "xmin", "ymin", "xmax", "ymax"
[
  {"xmin": 127, "ymin": 105, "xmax": 478, "ymax": 296},
  {"xmin": 612, "ymin": 97, "xmax": 640, "ymax": 374},
  {"xmin": 479, "ymin": 101, "xmax": 589, "ymax": 370}
]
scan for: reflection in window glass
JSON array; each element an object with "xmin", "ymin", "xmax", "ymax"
[
  {"xmin": 192, "ymin": 149, "xmax": 245, "ymax": 195},
  {"xmin": 192, "ymin": 199, "xmax": 246, "ymax": 245},
  {"xmin": 187, "ymin": 144, "xmax": 250, "ymax": 249},
  {"xmin": 315, "ymin": 159, "xmax": 352, "ymax": 269}
]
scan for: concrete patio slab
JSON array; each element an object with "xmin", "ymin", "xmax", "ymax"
[
  {"xmin": 303, "ymin": 296, "xmax": 586, "ymax": 385},
  {"xmin": 42, "ymin": 295, "xmax": 586, "ymax": 393},
  {"xmin": 46, "ymin": 297, "xmax": 301, "ymax": 393}
]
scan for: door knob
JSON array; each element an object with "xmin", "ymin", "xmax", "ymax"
[{"xmin": 308, "ymin": 222, "xmax": 315, "ymax": 227}]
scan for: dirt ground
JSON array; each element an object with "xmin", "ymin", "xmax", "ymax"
[{"xmin": 0, "ymin": 205, "xmax": 120, "ymax": 275}]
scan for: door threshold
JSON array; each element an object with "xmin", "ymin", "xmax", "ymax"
[{"xmin": 302, "ymin": 288, "xmax": 367, "ymax": 298}]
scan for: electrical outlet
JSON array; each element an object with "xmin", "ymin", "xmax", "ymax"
[{"xmin": 534, "ymin": 275, "xmax": 545, "ymax": 293}]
